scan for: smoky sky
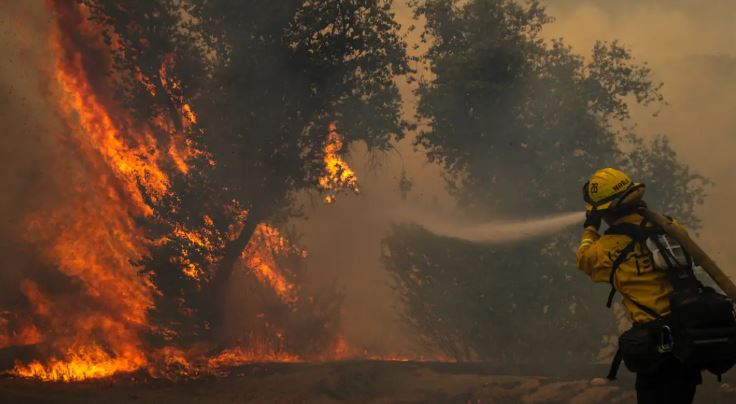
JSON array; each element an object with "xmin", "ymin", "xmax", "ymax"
[{"xmin": 542, "ymin": 0, "xmax": 736, "ymax": 273}]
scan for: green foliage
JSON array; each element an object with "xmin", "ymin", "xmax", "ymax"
[
  {"xmin": 385, "ymin": 0, "xmax": 709, "ymax": 364},
  {"xmin": 622, "ymin": 134, "xmax": 711, "ymax": 229},
  {"xmin": 384, "ymin": 224, "xmax": 603, "ymax": 364},
  {"xmin": 414, "ymin": 0, "xmax": 670, "ymax": 215}
]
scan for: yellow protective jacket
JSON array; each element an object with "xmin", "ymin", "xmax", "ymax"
[{"xmin": 576, "ymin": 213, "xmax": 675, "ymax": 324}]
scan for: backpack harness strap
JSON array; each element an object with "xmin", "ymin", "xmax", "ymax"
[
  {"xmin": 607, "ymin": 349, "xmax": 624, "ymax": 381},
  {"xmin": 605, "ymin": 241, "xmax": 638, "ymax": 308},
  {"xmin": 604, "ymin": 220, "xmax": 651, "ymax": 308},
  {"xmin": 603, "ymin": 219, "xmax": 663, "ymax": 317}
]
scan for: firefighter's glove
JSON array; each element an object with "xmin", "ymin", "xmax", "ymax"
[{"xmin": 584, "ymin": 210, "xmax": 602, "ymax": 230}]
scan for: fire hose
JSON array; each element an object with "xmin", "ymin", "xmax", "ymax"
[{"xmin": 637, "ymin": 208, "xmax": 736, "ymax": 301}]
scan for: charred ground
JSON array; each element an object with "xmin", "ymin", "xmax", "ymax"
[{"xmin": 2, "ymin": 361, "xmax": 735, "ymax": 403}]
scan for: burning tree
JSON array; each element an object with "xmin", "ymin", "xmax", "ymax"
[
  {"xmin": 385, "ymin": 0, "xmax": 709, "ymax": 365},
  {"xmin": 2, "ymin": 0, "xmax": 409, "ymax": 380}
]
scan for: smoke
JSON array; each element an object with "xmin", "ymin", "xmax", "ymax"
[
  {"xmin": 290, "ymin": 3, "xmax": 589, "ymax": 355},
  {"xmin": 293, "ymin": 0, "xmax": 736, "ymax": 357},
  {"xmin": 542, "ymin": 0, "xmax": 736, "ymax": 275},
  {"xmin": 293, "ymin": 138, "xmax": 585, "ymax": 356},
  {"xmin": 0, "ymin": 2, "xmax": 67, "ymax": 303}
]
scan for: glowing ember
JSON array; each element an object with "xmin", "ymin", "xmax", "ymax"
[
  {"xmin": 171, "ymin": 222, "xmax": 221, "ymax": 282},
  {"xmin": 0, "ymin": 311, "xmax": 42, "ymax": 349},
  {"xmin": 207, "ymin": 347, "xmax": 301, "ymax": 369},
  {"xmin": 318, "ymin": 123, "xmax": 359, "ymax": 204},
  {"xmin": 159, "ymin": 54, "xmax": 198, "ymax": 128},
  {"xmin": 331, "ymin": 334, "xmax": 352, "ymax": 360},
  {"xmin": 148, "ymin": 347, "xmax": 196, "ymax": 380},
  {"xmin": 156, "ymin": 53, "xmax": 210, "ymax": 175}
]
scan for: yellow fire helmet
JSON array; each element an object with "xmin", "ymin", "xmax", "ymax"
[{"xmin": 583, "ymin": 167, "xmax": 646, "ymax": 213}]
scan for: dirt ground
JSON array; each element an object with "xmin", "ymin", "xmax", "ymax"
[{"xmin": 0, "ymin": 361, "xmax": 733, "ymax": 403}]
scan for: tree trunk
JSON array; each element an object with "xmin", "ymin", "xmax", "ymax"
[
  {"xmin": 209, "ymin": 205, "xmax": 267, "ymax": 340},
  {"xmin": 217, "ymin": 212, "xmax": 263, "ymax": 286}
]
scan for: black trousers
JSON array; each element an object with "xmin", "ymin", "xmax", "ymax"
[{"xmin": 635, "ymin": 357, "xmax": 702, "ymax": 404}]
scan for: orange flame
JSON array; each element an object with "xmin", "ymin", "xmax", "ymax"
[
  {"xmin": 241, "ymin": 224, "xmax": 305, "ymax": 304},
  {"xmin": 318, "ymin": 123, "xmax": 359, "ymax": 204},
  {"xmin": 12, "ymin": 345, "xmax": 147, "ymax": 382},
  {"xmin": 206, "ymin": 347, "xmax": 301, "ymax": 369},
  {"xmin": 171, "ymin": 220, "xmax": 222, "ymax": 283},
  {"xmin": 6, "ymin": 2, "xmax": 191, "ymax": 381}
]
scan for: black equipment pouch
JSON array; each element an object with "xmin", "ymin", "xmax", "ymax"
[
  {"xmin": 669, "ymin": 284, "xmax": 736, "ymax": 376},
  {"xmin": 618, "ymin": 318, "xmax": 670, "ymax": 374}
]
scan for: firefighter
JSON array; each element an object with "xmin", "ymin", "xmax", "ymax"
[{"xmin": 576, "ymin": 167, "xmax": 702, "ymax": 404}]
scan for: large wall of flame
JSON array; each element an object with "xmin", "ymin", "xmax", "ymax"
[{"xmin": 0, "ymin": 2, "xmax": 154, "ymax": 379}]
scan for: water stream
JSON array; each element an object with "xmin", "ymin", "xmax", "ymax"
[{"xmin": 399, "ymin": 209, "xmax": 585, "ymax": 244}]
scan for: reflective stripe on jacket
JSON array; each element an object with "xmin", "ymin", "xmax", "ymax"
[{"xmin": 576, "ymin": 213, "xmax": 674, "ymax": 324}]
